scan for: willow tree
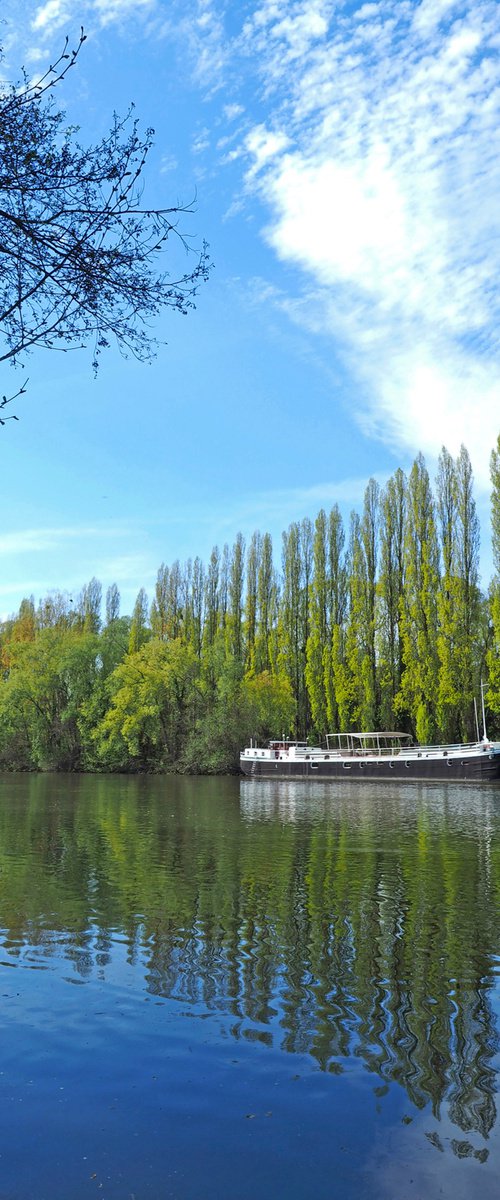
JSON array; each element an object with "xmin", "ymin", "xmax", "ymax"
[{"xmin": 0, "ymin": 32, "xmax": 210, "ymax": 421}]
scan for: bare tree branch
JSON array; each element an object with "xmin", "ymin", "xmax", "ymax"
[{"xmin": 0, "ymin": 29, "xmax": 212, "ymax": 417}]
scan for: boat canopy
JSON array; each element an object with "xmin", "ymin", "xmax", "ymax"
[{"xmin": 325, "ymin": 731, "xmax": 413, "ymax": 753}]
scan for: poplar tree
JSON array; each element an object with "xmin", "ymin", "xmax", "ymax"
[
  {"xmin": 245, "ymin": 532, "xmax": 261, "ymax": 675},
  {"xmin": 189, "ymin": 557, "xmax": 205, "ymax": 660},
  {"xmin": 80, "ymin": 577, "xmax": 102, "ymax": 634},
  {"xmin": 360, "ymin": 479, "xmax": 380, "ymax": 725},
  {"xmin": 150, "ymin": 564, "xmax": 169, "ymax": 640},
  {"xmin": 396, "ymin": 454, "xmax": 440, "ymax": 741},
  {"xmin": 326, "ymin": 506, "xmax": 347, "ymax": 731},
  {"xmin": 105, "ymin": 584, "xmax": 120, "ymax": 625},
  {"xmin": 436, "ymin": 446, "xmax": 461, "ymax": 739},
  {"xmin": 226, "ymin": 533, "xmax": 245, "ymax": 670},
  {"xmin": 306, "ymin": 510, "xmax": 329, "ymax": 735},
  {"xmin": 203, "ymin": 547, "xmax": 220, "ymax": 655},
  {"xmin": 254, "ymin": 533, "xmax": 277, "ymax": 675},
  {"xmin": 128, "ymin": 588, "xmax": 149, "ymax": 653},
  {"xmin": 279, "ymin": 522, "xmax": 310, "ymax": 735},
  {"xmin": 455, "ymin": 446, "xmax": 480, "ymax": 737},
  {"xmin": 436, "ymin": 446, "xmax": 480, "ymax": 740},
  {"xmin": 338, "ymin": 511, "xmax": 377, "ymax": 730},
  {"xmin": 487, "ymin": 434, "xmax": 500, "ymax": 718},
  {"xmin": 378, "ymin": 469, "xmax": 406, "ymax": 726}
]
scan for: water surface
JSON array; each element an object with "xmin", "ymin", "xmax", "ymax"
[{"xmin": 1, "ymin": 773, "xmax": 500, "ymax": 1198}]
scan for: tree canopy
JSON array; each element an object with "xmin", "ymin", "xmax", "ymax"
[
  {"xmin": 0, "ymin": 30, "xmax": 210, "ymax": 420},
  {"xmin": 1, "ymin": 440, "xmax": 499, "ymax": 773}
]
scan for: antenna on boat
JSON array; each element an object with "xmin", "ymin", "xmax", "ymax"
[
  {"xmin": 474, "ymin": 697, "xmax": 480, "ymax": 743},
  {"xmin": 481, "ymin": 680, "xmax": 488, "ymax": 742}
]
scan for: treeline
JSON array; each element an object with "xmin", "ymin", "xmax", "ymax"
[{"xmin": 1, "ymin": 439, "xmax": 500, "ymax": 772}]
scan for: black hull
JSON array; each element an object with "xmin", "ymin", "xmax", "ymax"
[{"xmin": 240, "ymin": 755, "xmax": 500, "ymax": 783}]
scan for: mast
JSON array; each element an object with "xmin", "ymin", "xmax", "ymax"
[
  {"xmin": 481, "ymin": 680, "xmax": 488, "ymax": 741},
  {"xmin": 474, "ymin": 697, "xmax": 480, "ymax": 742}
]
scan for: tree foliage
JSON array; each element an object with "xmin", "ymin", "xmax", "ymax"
[{"xmin": 0, "ymin": 438, "xmax": 499, "ymax": 771}]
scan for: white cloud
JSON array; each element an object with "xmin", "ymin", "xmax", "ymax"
[
  {"xmin": 234, "ymin": 0, "xmax": 500, "ymax": 492},
  {"xmin": 223, "ymin": 103, "xmax": 244, "ymax": 121},
  {"xmin": 31, "ymin": 0, "xmax": 72, "ymax": 33},
  {"xmin": 93, "ymin": 0, "xmax": 156, "ymax": 28},
  {"xmin": 30, "ymin": 0, "xmax": 156, "ymax": 38}
]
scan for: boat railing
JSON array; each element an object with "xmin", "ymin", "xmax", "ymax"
[{"xmin": 411, "ymin": 740, "xmax": 489, "ymax": 753}]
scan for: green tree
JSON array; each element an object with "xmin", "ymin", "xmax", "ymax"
[
  {"xmin": 325, "ymin": 505, "xmax": 347, "ymax": 732},
  {"xmin": 279, "ymin": 522, "xmax": 311, "ymax": 736},
  {"xmin": 225, "ymin": 533, "xmax": 245, "ymax": 671},
  {"xmin": 255, "ymin": 533, "xmax": 278, "ymax": 675},
  {"xmin": 436, "ymin": 446, "xmax": 481, "ymax": 740},
  {"xmin": 128, "ymin": 588, "xmax": 150, "ymax": 654},
  {"xmin": 96, "ymin": 638, "xmax": 200, "ymax": 770},
  {"xmin": 105, "ymin": 583, "xmax": 120, "ymax": 625},
  {"xmin": 245, "ymin": 532, "xmax": 261, "ymax": 676},
  {"xmin": 378, "ymin": 469, "xmax": 407, "ymax": 727},
  {"xmin": 0, "ymin": 626, "xmax": 100, "ymax": 769},
  {"xmin": 306, "ymin": 510, "xmax": 329, "ymax": 736},
  {"xmin": 396, "ymin": 453, "xmax": 440, "ymax": 741},
  {"xmin": 487, "ymin": 434, "xmax": 500, "ymax": 722}
]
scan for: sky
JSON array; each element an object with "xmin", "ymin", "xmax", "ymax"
[{"xmin": 0, "ymin": 0, "xmax": 499, "ymax": 619}]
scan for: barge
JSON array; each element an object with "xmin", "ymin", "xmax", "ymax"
[{"xmin": 240, "ymin": 731, "xmax": 500, "ymax": 782}]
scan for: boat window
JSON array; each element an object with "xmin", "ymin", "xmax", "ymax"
[{"xmin": 324, "ymin": 755, "xmax": 329, "ymax": 760}]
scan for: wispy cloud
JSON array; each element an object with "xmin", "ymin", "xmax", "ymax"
[
  {"xmin": 226, "ymin": 0, "xmax": 500, "ymax": 489},
  {"xmin": 31, "ymin": 0, "xmax": 72, "ymax": 34},
  {"xmin": 0, "ymin": 523, "xmax": 132, "ymax": 557},
  {"xmin": 29, "ymin": 0, "xmax": 156, "ymax": 40}
]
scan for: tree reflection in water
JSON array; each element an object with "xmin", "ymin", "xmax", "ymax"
[{"xmin": 0, "ymin": 772, "xmax": 499, "ymax": 1150}]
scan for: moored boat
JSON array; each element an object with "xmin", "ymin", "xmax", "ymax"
[{"xmin": 240, "ymin": 731, "xmax": 500, "ymax": 782}]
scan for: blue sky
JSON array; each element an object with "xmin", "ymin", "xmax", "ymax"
[{"xmin": 1, "ymin": 0, "xmax": 499, "ymax": 618}]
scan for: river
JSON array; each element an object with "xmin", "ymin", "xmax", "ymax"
[{"xmin": 1, "ymin": 773, "xmax": 500, "ymax": 1199}]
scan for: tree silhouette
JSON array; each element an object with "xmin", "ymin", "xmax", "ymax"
[{"xmin": 0, "ymin": 30, "xmax": 210, "ymax": 420}]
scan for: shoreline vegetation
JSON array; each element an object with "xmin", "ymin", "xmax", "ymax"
[{"xmin": 2, "ymin": 440, "xmax": 500, "ymax": 774}]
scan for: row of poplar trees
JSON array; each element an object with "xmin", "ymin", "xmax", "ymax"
[{"xmin": 1, "ymin": 438, "xmax": 500, "ymax": 771}]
